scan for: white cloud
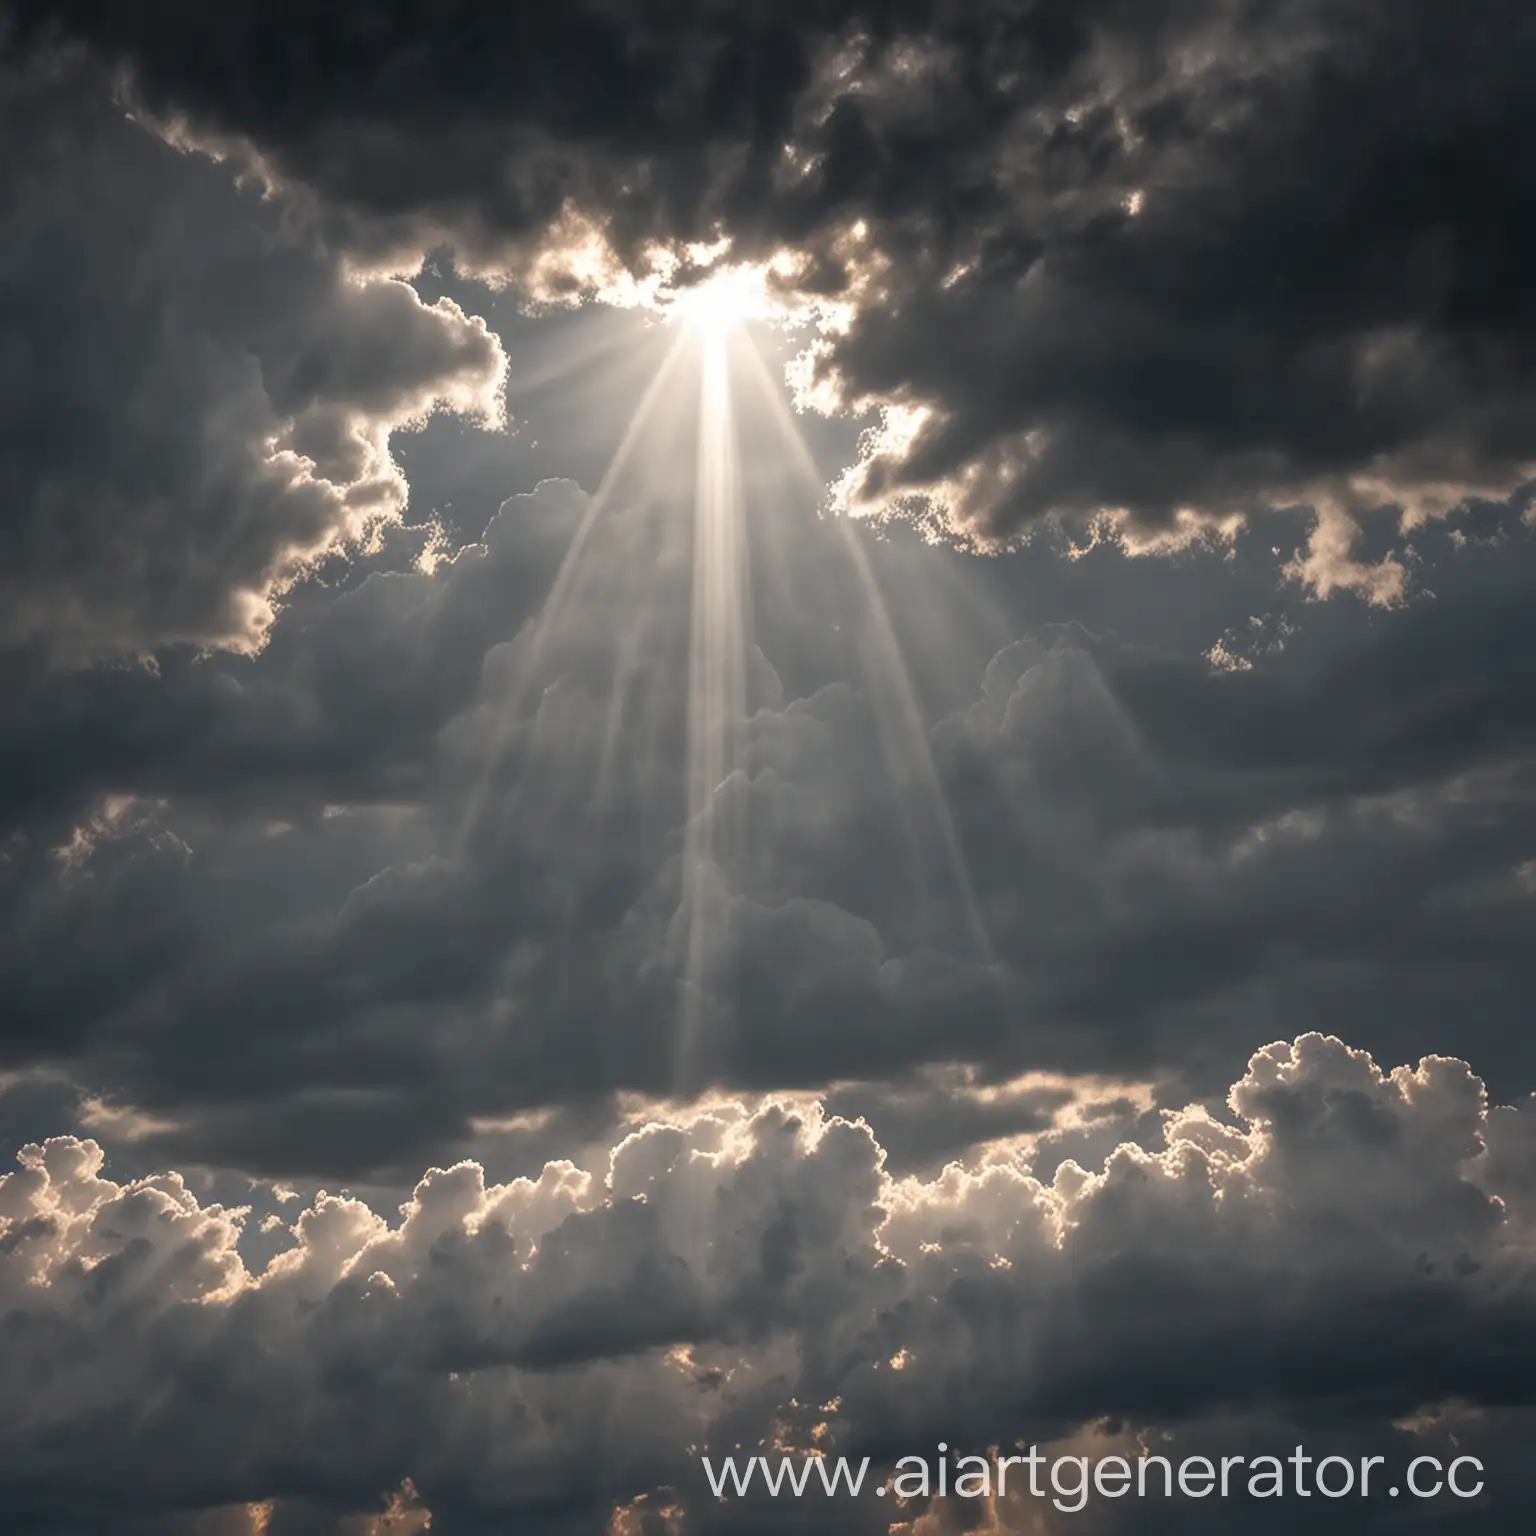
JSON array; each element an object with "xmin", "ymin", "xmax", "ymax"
[{"xmin": 1, "ymin": 1033, "xmax": 1530, "ymax": 1531}]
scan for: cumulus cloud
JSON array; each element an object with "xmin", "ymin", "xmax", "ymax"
[
  {"xmin": 0, "ymin": 52, "xmax": 505, "ymax": 662},
  {"xmin": 15, "ymin": 0, "xmax": 1536, "ymax": 571},
  {"xmin": 0, "ymin": 1034, "xmax": 1532, "ymax": 1533}
]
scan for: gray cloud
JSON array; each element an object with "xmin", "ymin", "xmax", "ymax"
[
  {"xmin": 1, "ymin": 22, "xmax": 1533, "ymax": 1530},
  {"xmin": 0, "ymin": 52, "xmax": 504, "ymax": 662},
  {"xmin": 2, "ymin": 472, "xmax": 1533, "ymax": 1180},
  {"xmin": 1, "ymin": 1034, "xmax": 1533, "ymax": 1533},
  {"xmin": 13, "ymin": 1, "xmax": 1536, "ymax": 571}
]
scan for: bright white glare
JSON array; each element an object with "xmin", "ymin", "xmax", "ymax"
[{"xmin": 666, "ymin": 265, "xmax": 783, "ymax": 338}]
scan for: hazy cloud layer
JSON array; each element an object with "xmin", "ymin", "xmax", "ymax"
[{"xmin": 3, "ymin": 471, "xmax": 1534, "ymax": 1182}]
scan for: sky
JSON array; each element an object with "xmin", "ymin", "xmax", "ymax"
[{"xmin": 0, "ymin": 2, "xmax": 1535, "ymax": 1532}]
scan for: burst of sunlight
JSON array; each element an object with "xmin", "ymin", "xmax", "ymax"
[
  {"xmin": 664, "ymin": 264, "xmax": 783, "ymax": 339},
  {"xmin": 459, "ymin": 252, "xmax": 988, "ymax": 1091}
]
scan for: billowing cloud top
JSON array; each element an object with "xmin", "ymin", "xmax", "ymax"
[{"xmin": 4, "ymin": 1035, "xmax": 1535, "ymax": 1533}]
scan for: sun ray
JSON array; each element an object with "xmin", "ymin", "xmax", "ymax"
[
  {"xmin": 455, "ymin": 328, "xmax": 692, "ymax": 855},
  {"xmin": 453, "ymin": 268, "xmax": 988, "ymax": 1096},
  {"xmin": 735, "ymin": 335, "xmax": 992, "ymax": 960},
  {"xmin": 499, "ymin": 303, "xmax": 648, "ymax": 400},
  {"xmin": 590, "ymin": 487, "xmax": 677, "ymax": 814},
  {"xmin": 675, "ymin": 323, "xmax": 752, "ymax": 1086}
]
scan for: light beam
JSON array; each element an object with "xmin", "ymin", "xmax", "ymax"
[
  {"xmin": 735, "ymin": 336, "xmax": 991, "ymax": 961},
  {"xmin": 675, "ymin": 324, "xmax": 751, "ymax": 1085}
]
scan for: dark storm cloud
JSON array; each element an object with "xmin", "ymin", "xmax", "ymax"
[
  {"xmin": 3, "ymin": 472, "xmax": 1533, "ymax": 1181},
  {"xmin": 2, "ymin": 1034, "xmax": 1535, "ymax": 1534},
  {"xmin": 0, "ymin": 50, "xmax": 504, "ymax": 662},
  {"xmin": 0, "ymin": 482, "xmax": 579, "ymax": 842},
  {"xmin": 1, "ymin": 14, "xmax": 1535, "ymax": 1531},
  {"xmin": 13, "ymin": 0, "xmax": 1536, "ymax": 562}
]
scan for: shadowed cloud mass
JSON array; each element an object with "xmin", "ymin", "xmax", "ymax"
[
  {"xmin": 11, "ymin": 0, "xmax": 1536, "ymax": 577},
  {"xmin": 0, "ymin": 4, "xmax": 1534, "ymax": 1532}
]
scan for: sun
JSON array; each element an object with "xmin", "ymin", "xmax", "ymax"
[{"xmin": 666, "ymin": 264, "xmax": 777, "ymax": 338}]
